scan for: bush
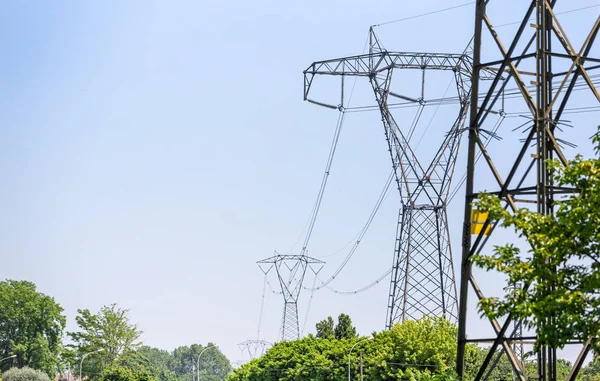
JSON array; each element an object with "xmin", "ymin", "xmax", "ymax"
[
  {"xmin": 99, "ymin": 365, "xmax": 154, "ymax": 381},
  {"xmin": 2, "ymin": 367, "xmax": 50, "ymax": 381}
]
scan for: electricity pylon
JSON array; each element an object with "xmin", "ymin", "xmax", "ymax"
[
  {"xmin": 258, "ymin": 252, "xmax": 324, "ymax": 341},
  {"xmin": 304, "ymin": 28, "xmax": 474, "ymax": 328},
  {"xmin": 456, "ymin": 2, "xmax": 600, "ymax": 381},
  {"xmin": 237, "ymin": 340, "xmax": 271, "ymax": 360}
]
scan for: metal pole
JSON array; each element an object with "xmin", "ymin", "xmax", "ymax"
[
  {"xmin": 348, "ymin": 338, "xmax": 371, "ymax": 381},
  {"xmin": 360, "ymin": 353, "xmax": 364, "ymax": 381},
  {"xmin": 196, "ymin": 345, "xmax": 217, "ymax": 381},
  {"xmin": 79, "ymin": 349, "xmax": 103, "ymax": 381},
  {"xmin": 456, "ymin": 0, "xmax": 485, "ymax": 376}
]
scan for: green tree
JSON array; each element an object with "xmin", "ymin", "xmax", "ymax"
[
  {"xmin": 229, "ymin": 317, "xmax": 467, "ymax": 381},
  {"xmin": 0, "ymin": 280, "xmax": 66, "ymax": 375},
  {"xmin": 522, "ymin": 358, "xmax": 573, "ymax": 381},
  {"xmin": 315, "ymin": 317, "xmax": 334, "ymax": 339},
  {"xmin": 581, "ymin": 358, "xmax": 600, "ymax": 381},
  {"xmin": 334, "ymin": 313, "xmax": 357, "ymax": 340},
  {"xmin": 99, "ymin": 364, "xmax": 154, "ymax": 381},
  {"xmin": 132, "ymin": 347, "xmax": 177, "ymax": 381},
  {"xmin": 472, "ymin": 129, "xmax": 600, "ymax": 351},
  {"xmin": 171, "ymin": 344, "xmax": 231, "ymax": 381},
  {"xmin": 68, "ymin": 304, "xmax": 142, "ymax": 379}
]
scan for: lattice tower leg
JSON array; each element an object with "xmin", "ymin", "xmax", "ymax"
[{"xmin": 387, "ymin": 205, "xmax": 458, "ymax": 328}]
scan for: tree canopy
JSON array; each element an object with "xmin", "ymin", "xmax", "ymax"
[
  {"xmin": 0, "ymin": 280, "xmax": 66, "ymax": 375},
  {"xmin": 315, "ymin": 317, "xmax": 334, "ymax": 340},
  {"xmin": 170, "ymin": 344, "xmax": 231, "ymax": 381},
  {"xmin": 315, "ymin": 314, "xmax": 357, "ymax": 340},
  {"xmin": 68, "ymin": 304, "xmax": 143, "ymax": 379},
  {"xmin": 125, "ymin": 344, "xmax": 231, "ymax": 381},
  {"xmin": 99, "ymin": 364, "xmax": 154, "ymax": 381},
  {"xmin": 0, "ymin": 280, "xmax": 233, "ymax": 381},
  {"xmin": 333, "ymin": 314, "xmax": 357, "ymax": 340},
  {"xmin": 230, "ymin": 317, "xmax": 466, "ymax": 381},
  {"xmin": 472, "ymin": 129, "xmax": 600, "ymax": 351}
]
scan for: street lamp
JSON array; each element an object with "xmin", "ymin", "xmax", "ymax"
[
  {"xmin": 348, "ymin": 338, "xmax": 372, "ymax": 381},
  {"xmin": 79, "ymin": 349, "xmax": 103, "ymax": 381},
  {"xmin": 0, "ymin": 355, "xmax": 16, "ymax": 365},
  {"xmin": 196, "ymin": 345, "xmax": 217, "ymax": 381}
]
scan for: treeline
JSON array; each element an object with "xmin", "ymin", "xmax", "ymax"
[
  {"xmin": 0, "ymin": 280, "xmax": 231, "ymax": 381},
  {"xmin": 229, "ymin": 316, "xmax": 600, "ymax": 381}
]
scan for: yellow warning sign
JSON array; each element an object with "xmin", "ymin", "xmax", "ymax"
[{"xmin": 471, "ymin": 210, "xmax": 491, "ymax": 235}]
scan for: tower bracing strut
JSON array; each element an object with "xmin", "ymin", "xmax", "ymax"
[
  {"xmin": 456, "ymin": 1, "xmax": 600, "ymax": 381},
  {"xmin": 304, "ymin": 28, "xmax": 477, "ymax": 328},
  {"xmin": 258, "ymin": 252, "xmax": 324, "ymax": 341}
]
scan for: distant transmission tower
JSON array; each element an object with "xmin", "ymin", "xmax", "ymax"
[
  {"xmin": 456, "ymin": 1, "xmax": 600, "ymax": 381},
  {"xmin": 237, "ymin": 340, "xmax": 271, "ymax": 360},
  {"xmin": 238, "ymin": 273, "xmax": 273, "ymax": 358},
  {"xmin": 258, "ymin": 252, "xmax": 324, "ymax": 341},
  {"xmin": 304, "ymin": 28, "xmax": 475, "ymax": 327}
]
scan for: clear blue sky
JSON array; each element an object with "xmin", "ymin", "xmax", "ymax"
[{"xmin": 1, "ymin": 0, "xmax": 598, "ymax": 367}]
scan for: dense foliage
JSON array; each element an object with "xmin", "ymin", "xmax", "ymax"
[
  {"xmin": 2, "ymin": 367, "xmax": 50, "ymax": 381},
  {"xmin": 67, "ymin": 304, "xmax": 143, "ymax": 379},
  {"xmin": 117, "ymin": 344, "xmax": 231, "ymax": 381},
  {"xmin": 99, "ymin": 365, "xmax": 154, "ymax": 381},
  {"xmin": 472, "ymin": 129, "xmax": 600, "ymax": 351},
  {"xmin": 132, "ymin": 347, "xmax": 177, "ymax": 381},
  {"xmin": 315, "ymin": 314, "xmax": 357, "ymax": 340},
  {"xmin": 229, "ymin": 317, "xmax": 461, "ymax": 381},
  {"xmin": 169, "ymin": 344, "xmax": 231, "ymax": 381},
  {"xmin": 315, "ymin": 317, "xmax": 335, "ymax": 340},
  {"xmin": 581, "ymin": 358, "xmax": 600, "ymax": 381},
  {"xmin": 0, "ymin": 279, "xmax": 232, "ymax": 381},
  {"xmin": 0, "ymin": 280, "xmax": 66, "ymax": 375}
]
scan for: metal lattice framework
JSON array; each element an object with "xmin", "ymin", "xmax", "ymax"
[
  {"xmin": 237, "ymin": 340, "xmax": 272, "ymax": 360},
  {"xmin": 456, "ymin": 1, "xmax": 600, "ymax": 381},
  {"xmin": 258, "ymin": 252, "xmax": 324, "ymax": 341},
  {"xmin": 304, "ymin": 28, "xmax": 475, "ymax": 328}
]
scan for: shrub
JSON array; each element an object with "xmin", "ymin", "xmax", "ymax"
[
  {"xmin": 99, "ymin": 365, "xmax": 154, "ymax": 381},
  {"xmin": 2, "ymin": 367, "xmax": 50, "ymax": 381}
]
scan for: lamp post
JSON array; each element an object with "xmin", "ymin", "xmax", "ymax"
[
  {"xmin": 0, "ymin": 355, "xmax": 16, "ymax": 365},
  {"xmin": 196, "ymin": 345, "xmax": 217, "ymax": 381},
  {"xmin": 79, "ymin": 349, "xmax": 103, "ymax": 381},
  {"xmin": 348, "ymin": 338, "xmax": 372, "ymax": 381}
]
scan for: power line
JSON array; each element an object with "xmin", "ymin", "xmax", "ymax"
[
  {"xmin": 495, "ymin": 4, "xmax": 600, "ymax": 28},
  {"xmin": 305, "ymin": 170, "xmax": 395, "ymax": 291},
  {"xmin": 299, "ymin": 111, "xmax": 346, "ymax": 255},
  {"xmin": 322, "ymin": 267, "xmax": 393, "ymax": 295},
  {"xmin": 373, "ymin": 2, "xmax": 475, "ymax": 27}
]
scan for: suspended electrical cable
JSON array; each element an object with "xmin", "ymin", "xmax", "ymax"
[
  {"xmin": 406, "ymin": 103, "xmax": 425, "ymax": 143},
  {"xmin": 266, "ymin": 278, "xmax": 282, "ymax": 295},
  {"xmin": 300, "ymin": 275, "xmax": 319, "ymax": 336},
  {"xmin": 343, "ymin": 76, "xmax": 600, "ymax": 114},
  {"xmin": 293, "ymin": 36, "xmax": 371, "ymax": 257},
  {"xmin": 321, "ymin": 267, "xmax": 394, "ymax": 295},
  {"xmin": 373, "ymin": 1, "xmax": 475, "ymax": 27},
  {"xmin": 256, "ymin": 273, "xmax": 268, "ymax": 339},
  {"xmin": 495, "ymin": 3, "xmax": 600, "ymax": 28},
  {"xmin": 304, "ymin": 170, "xmax": 395, "ymax": 291},
  {"xmin": 414, "ymin": 76, "xmax": 455, "ymax": 150},
  {"xmin": 299, "ymin": 111, "xmax": 346, "ymax": 255}
]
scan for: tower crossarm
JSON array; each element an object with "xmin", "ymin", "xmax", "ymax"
[{"xmin": 304, "ymin": 52, "xmax": 470, "ymax": 105}]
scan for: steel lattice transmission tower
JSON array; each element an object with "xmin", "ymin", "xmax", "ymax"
[
  {"xmin": 258, "ymin": 252, "xmax": 324, "ymax": 341},
  {"xmin": 237, "ymin": 340, "xmax": 271, "ymax": 360},
  {"xmin": 456, "ymin": 1, "xmax": 599, "ymax": 381},
  {"xmin": 304, "ymin": 28, "xmax": 475, "ymax": 327}
]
